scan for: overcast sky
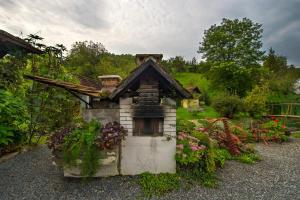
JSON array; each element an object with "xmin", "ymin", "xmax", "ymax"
[{"xmin": 0, "ymin": 0, "xmax": 299, "ymax": 65}]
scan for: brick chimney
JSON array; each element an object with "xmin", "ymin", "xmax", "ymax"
[
  {"xmin": 98, "ymin": 75, "xmax": 122, "ymax": 89},
  {"xmin": 135, "ymin": 54, "xmax": 163, "ymax": 66}
]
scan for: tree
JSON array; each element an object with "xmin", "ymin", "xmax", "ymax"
[
  {"xmin": 191, "ymin": 57, "xmax": 197, "ymax": 65},
  {"xmin": 161, "ymin": 56, "xmax": 187, "ymax": 74},
  {"xmin": 263, "ymin": 48, "xmax": 288, "ymax": 72},
  {"xmin": 66, "ymin": 41, "xmax": 106, "ymax": 79},
  {"xmin": 263, "ymin": 48, "xmax": 300, "ymax": 95},
  {"xmin": 198, "ymin": 18, "xmax": 264, "ymax": 66},
  {"xmin": 207, "ymin": 61, "xmax": 263, "ymax": 96},
  {"xmin": 198, "ymin": 18, "xmax": 265, "ymax": 96}
]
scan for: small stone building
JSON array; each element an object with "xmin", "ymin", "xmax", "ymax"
[
  {"xmin": 182, "ymin": 86, "xmax": 202, "ymax": 111},
  {"xmin": 26, "ymin": 54, "xmax": 192, "ymax": 176}
]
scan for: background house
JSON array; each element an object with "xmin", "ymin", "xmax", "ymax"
[{"xmin": 181, "ymin": 86, "xmax": 202, "ymax": 111}]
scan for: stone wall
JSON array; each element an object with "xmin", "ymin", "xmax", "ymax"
[
  {"xmin": 82, "ymin": 108, "xmax": 120, "ymax": 125},
  {"xmin": 119, "ymin": 97, "xmax": 177, "ymax": 175}
]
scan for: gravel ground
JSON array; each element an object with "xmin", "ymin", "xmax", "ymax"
[{"xmin": 0, "ymin": 139, "xmax": 300, "ymax": 200}]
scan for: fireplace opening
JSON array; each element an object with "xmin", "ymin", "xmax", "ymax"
[{"xmin": 133, "ymin": 118, "xmax": 163, "ymax": 136}]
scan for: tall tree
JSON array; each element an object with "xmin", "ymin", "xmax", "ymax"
[
  {"xmin": 198, "ymin": 18, "xmax": 264, "ymax": 66},
  {"xmin": 263, "ymin": 48, "xmax": 300, "ymax": 95},
  {"xmin": 263, "ymin": 47, "xmax": 288, "ymax": 72},
  {"xmin": 161, "ymin": 56, "xmax": 187, "ymax": 74},
  {"xmin": 198, "ymin": 18, "xmax": 265, "ymax": 96},
  {"xmin": 66, "ymin": 41, "xmax": 106, "ymax": 79}
]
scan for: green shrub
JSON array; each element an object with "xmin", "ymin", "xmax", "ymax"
[
  {"xmin": 212, "ymin": 94, "xmax": 243, "ymax": 118},
  {"xmin": 63, "ymin": 120, "xmax": 102, "ymax": 177},
  {"xmin": 0, "ymin": 89, "xmax": 29, "ymax": 148},
  {"xmin": 139, "ymin": 172, "xmax": 180, "ymax": 197},
  {"xmin": 176, "ymin": 119, "xmax": 195, "ymax": 133},
  {"xmin": 176, "ymin": 132, "xmax": 206, "ymax": 166},
  {"xmin": 213, "ymin": 148, "xmax": 232, "ymax": 168},
  {"xmin": 0, "ymin": 126, "xmax": 14, "ymax": 146},
  {"xmin": 191, "ymin": 131, "xmax": 209, "ymax": 144},
  {"xmin": 244, "ymin": 84, "xmax": 269, "ymax": 117}
]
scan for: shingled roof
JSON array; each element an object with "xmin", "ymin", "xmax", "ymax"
[
  {"xmin": 0, "ymin": 29, "xmax": 43, "ymax": 58},
  {"xmin": 25, "ymin": 55, "xmax": 192, "ymax": 101},
  {"xmin": 24, "ymin": 75, "xmax": 101, "ymax": 97},
  {"xmin": 110, "ymin": 59, "xmax": 192, "ymax": 100}
]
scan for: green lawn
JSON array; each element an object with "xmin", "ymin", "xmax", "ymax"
[
  {"xmin": 292, "ymin": 132, "xmax": 300, "ymax": 139},
  {"xmin": 177, "ymin": 106, "xmax": 219, "ymax": 121},
  {"xmin": 175, "ymin": 73, "xmax": 220, "ymax": 120},
  {"xmin": 175, "ymin": 72, "xmax": 225, "ymax": 104},
  {"xmin": 175, "ymin": 72, "xmax": 211, "ymax": 92}
]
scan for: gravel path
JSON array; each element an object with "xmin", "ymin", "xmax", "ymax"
[{"xmin": 0, "ymin": 139, "xmax": 300, "ymax": 200}]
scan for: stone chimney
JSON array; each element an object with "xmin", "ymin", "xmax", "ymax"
[
  {"xmin": 98, "ymin": 75, "xmax": 122, "ymax": 89},
  {"xmin": 135, "ymin": 54, "xmax": 163, "ymax": 65}
]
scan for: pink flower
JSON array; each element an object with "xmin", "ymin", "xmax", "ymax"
[
  {"xmin": 191, "ymin": 146, "xmax": 199, "ymax": 151},
  {"xmin": 176, "ymin": 144, "xmax": 184, "ymax": 150},
  {"xmin": 197, "ymin": 127, "xmax": 207, "ymax": 132},
  {"xmin": 178, "ymin": 135, "xmax": 184, "ymax": 140}
]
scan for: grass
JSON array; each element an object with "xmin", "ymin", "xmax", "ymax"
[
  {"xmin": 178, "ymin": 169, "xmax": 219, "ymax": 188},
  {"xmin": 177, "ymin": 106, "xmax": 219, "ymax": 121},
  {"xmin": 175, "ymin": 72, "xmax": 225, "ymax": 103},
  {"xmin": 175, "ymin": 72, "xmax": 211, "ymax": 92},
  {"xmin": 292, "ymin": 132, "xmax": 300, "ymax": 138},
  {"xmin": 139, "ymin": 172, "xmax": 180, "ymax": 198},
  {"xmin": 233, "ymin": 153, "xmax": 261, "ymax": 164}
]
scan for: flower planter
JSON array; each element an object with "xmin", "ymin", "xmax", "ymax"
[{"xmin": 53, "ymin": 147, "xmax": 119, "ymax": 177}]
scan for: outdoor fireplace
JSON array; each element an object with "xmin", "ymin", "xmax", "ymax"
[
  {"xmin": 27, "ymin": 53, "xmax": 191, "ymax": 177},
  {"xmin": 111, "ymin": 54, "xmax": 191, "ymax": 175},
  {"xmin": 132, "ymin": 74, "xmax": 164, "ymax": 136}
]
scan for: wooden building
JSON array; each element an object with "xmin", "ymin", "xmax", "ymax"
[{"xmin": 0, "ymin": 29, "xmax": 42, "ymax": 58}]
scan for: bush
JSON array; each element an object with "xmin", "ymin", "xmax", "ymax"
[
  {"xmin": 139, "ymin": 172, "xmax": 180, "ymax": 197},
  {"xmin": 244, "ymin": 84, "xmax": 269, "ymax": 117},
  {"xmin": 213, "ymin": 148, "xmax": 232, "ymax": 168},
  {"xmin": 212, "ymin": 94, "xmax": 243, "ymax": 118},
  {"xmin": 48, "ymin": 120, "xmax": 127, "ymax": 177},
  {"xmin": 0, "ymin": 89, "xmax": 29, "ymax": 149},
  {"xmin": 62, "ymin": 120, "xmax": 102, "ymax": 177},
  {"xmin": 176, "ymin": 130, "xmax": 218, "ymax": 186},
  {"xmin": 176, "ymin": 120, "xmax": 195, "ymax": 133},
  {"xmin": 176, "ymin": 132, "xmax": 206, "ymax": 165}
]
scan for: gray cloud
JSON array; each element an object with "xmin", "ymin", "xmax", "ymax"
[
  {"xmin": 0, "ymin": 0, "xmax": 16, "ymax": 9},
  {"xmin": 0, "ymin": 0, "xmax": 299, "ymax": 66}
]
